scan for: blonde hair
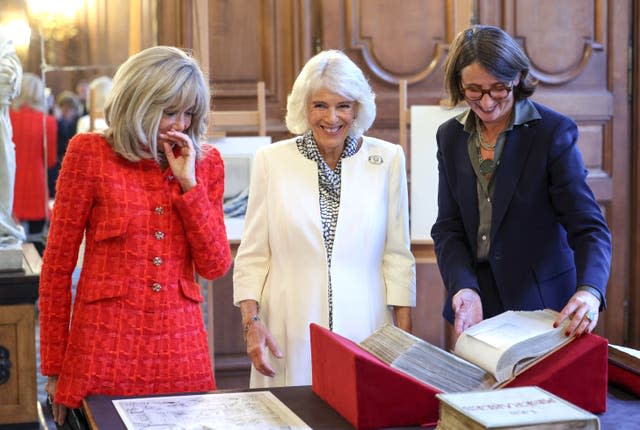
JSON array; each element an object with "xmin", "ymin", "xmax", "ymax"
[
  {"xmin": 104, "ymin": 46, "xmax": 210, "ymax": 162},
  {"xmin": 12, "ymin": 73, "xmax": 46, "ymax": 112},
  {"xmin": 285, "ymin": 50, "xmax": 376, "ymax": 139}
]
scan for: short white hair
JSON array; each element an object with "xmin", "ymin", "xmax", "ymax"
[
  {"xmin": 86, "ymin": 75, "xmax": 113, "ymax": 112},
  {"xmin": 285, "ymin": 50, "xmax": 376, "ymax": 139}
]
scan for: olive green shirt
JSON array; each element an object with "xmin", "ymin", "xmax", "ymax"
[{"xmin": 457, "ymin": 98, "xmax": 541, "ymax": 261}]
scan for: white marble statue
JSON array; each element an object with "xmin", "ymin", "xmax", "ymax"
[{"xmin": 0, "ymin": 33, "xmax": 25, "ymax": 244}]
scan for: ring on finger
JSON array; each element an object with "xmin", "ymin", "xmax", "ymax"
[{"xmin": 584, "ymin": 310, "xmax": 597, "ymax": 322}]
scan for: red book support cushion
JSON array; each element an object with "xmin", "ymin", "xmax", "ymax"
[
  {"xmin": 608, "ymin": 362, "xmax": 640, "ymax": 397},
  {"xmin": 311, "ymin": 323, "xmax": 439, "ymax": 430},
  {"xmin": 311, "ymin": 324, "xmax": 608, "ymax": 430}
]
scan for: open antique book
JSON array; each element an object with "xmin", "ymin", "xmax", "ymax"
[
  {"xmin": 435, "ymin": 386, "xmax": 600, "ymax": 430},
  {"xmin": 608, "ymin": 343, "xmax": 640, "ymax": 374},
  {"xmin": 359, "ymin": 309, "xmax": 573, "ymax": 393},
  {"xmin": 608, "ymin": 342, "xmax": 640, "ymax": 397}
]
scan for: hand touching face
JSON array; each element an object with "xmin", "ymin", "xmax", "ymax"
[{"xmin": 159, "ymin": 108, "xmax": 197, "ymax": 192}]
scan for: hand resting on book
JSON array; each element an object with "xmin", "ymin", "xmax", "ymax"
[
  {"xmin": 452, "ymin": 289, "xmax": 600, "ymax": 340},
  {"xmin": 451, "ymin": 289, "xmax": 483, "ymax": 337},
  {"xmin": 552, "ymin": 289, "xmax": 600, "ymax": 337}
]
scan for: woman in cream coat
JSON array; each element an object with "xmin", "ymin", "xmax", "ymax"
[{"xmin": 233, "ymin": 50, "xmax": 416, "ymax": 388}]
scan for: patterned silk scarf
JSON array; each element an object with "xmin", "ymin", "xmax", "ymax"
[{"xmin": 296, "ymin": 130, "xmax": 359, "ymax": 330}]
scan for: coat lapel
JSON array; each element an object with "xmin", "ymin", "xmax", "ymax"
[
  {"xmin": 491, "ymin": 123, "xmax": 537, "ymax": 236},
  {"xmin": 451, "ymin": 127, "xmax": 480, "ymax": 254}
]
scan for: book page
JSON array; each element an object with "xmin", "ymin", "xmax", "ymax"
[
  {"xmin": 609, "ymin": 344, "xmax": 640, "ymax": 373},
  {"xmin": 112, "ymin": 391, "xmax": 311, "ymax": 430},
  {"xmin": 610, "ymin": 344, "xmax": 640, "ymax": 360},
  {"xmin": 453, "ymin": 310, "xmax": 569, "ymax": 382},
  {"xmin": 359, "ymin": 324, "xmax": 495, "ymax": 393}
]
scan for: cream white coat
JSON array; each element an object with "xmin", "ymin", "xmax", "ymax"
[{"xmin": 233, "ymin": 136, "xmax": 416, "ymax": 388}]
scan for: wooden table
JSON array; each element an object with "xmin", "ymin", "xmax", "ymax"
[
  {"xmin": 84, "ymin": 386, "xmax": 352, "ymax": 430},
  {"xmin": 84, "ymin": 383, "xmax": 640, "ymax": 429}
]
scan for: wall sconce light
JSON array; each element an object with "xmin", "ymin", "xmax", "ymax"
[
  {"xmin": 26, "ymin": 0, "xmax": 83, "ymax": 42},
  {"xmin": 0, "ymin": 12, "xmax": 31, "ymax": 62}
]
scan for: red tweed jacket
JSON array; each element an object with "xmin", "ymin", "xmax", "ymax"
[
  {"xmin": 39, "ymin": 133, "xmax": 231, "ymax": 407},
  {"xmin": 10, "ymin": 106, "xmax": 57, "ymax": 220}
]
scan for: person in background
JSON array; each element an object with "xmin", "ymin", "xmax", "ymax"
[
  {"xmin": 431, "ymin": 25, "xmax": 611, "ymax": 340},
  {"xmin": 40, "ymin": 46, "xmax": 231, "ymax": 425},
  {"xmin": 74, "ymin": 78, "xmax": 89, "ymax": 116},
  {"xmin": 76, "ymin": 75, "xmax": 113, "ymax": 133},
  {"xmin": 49, "ymin": 91, "xmax": 80, "ymax": 197},
  {"xmin": 9, "ymin": 72, "xmax": 57, "ymax": 253},
  {"xmin": 233, "ymin": 49, "xmax": 416, "ymax": 388}
]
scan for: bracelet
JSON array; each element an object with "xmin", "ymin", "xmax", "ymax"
[{"xmin": 243, "ymin": 315, "xmax": 261, "ymax": 333}]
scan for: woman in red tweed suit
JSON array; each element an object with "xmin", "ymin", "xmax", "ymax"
[
  {"xmin": 39, "ymin": 46, "xmax": 231, "ymax": 425},
  {"xmin": 9, "ymin": 73, "xmax": 57, "ymax": 231}
]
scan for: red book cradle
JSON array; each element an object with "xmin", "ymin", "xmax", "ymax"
[
  {"xmin": 608, "ymin": 364, "xmax": 640, "ymax": 396},
  {"xmin": 310, "ymin": 323, "xmax": 607, "ymax": 430}
]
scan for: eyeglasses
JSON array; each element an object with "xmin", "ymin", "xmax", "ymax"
[{"xmin": 461, "ymin": 83, "xmax": 513, "ymax": 101}]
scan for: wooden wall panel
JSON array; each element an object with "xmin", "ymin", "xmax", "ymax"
[
  {"xmin": 351, "ymin": 0, "xmax": 447, "ymax": 81},
  {"xmin": 578, "ymin": 124, "xmax": 605, "ymax": 170},
  {"xmin": 209, "ymin": 1, "xmax": 265, "ymax": 84},
  {"xmin": 631, "ymin": 0, "xmax": 640, "ymax": 349},
  {"xmin": 605, "ymin": 0, "xmax": 631, "ymax": 343},
  {"xmin": 206, "ymin": 0, "xmax": 305, "ymax": 140},
  {"xmin": 0, "ymin": 305, "xmax": 37, "ymax": 425},
  {"xmin": 348, "ymin": 0, "xmax": 461, "ymax": 118}
]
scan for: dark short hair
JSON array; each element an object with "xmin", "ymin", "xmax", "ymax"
[
  {"xmin": 56, "ymin": 91, "xmax": 81, "ymax": 112},
  {"xmin": 443, "ymin": 25, "xmax": 538, "ymax": 106}
]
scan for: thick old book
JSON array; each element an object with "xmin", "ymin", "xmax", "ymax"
[
  {"xmin": 310, "ymin": 315, "xmax": 607, "ymax": 430},
  {"xmin": 360, "ymin": 310, "xmax": 573, "ymax": 392},
  {"xmin": 608, "ymin": 343, "xmax": 640, "ymax": 397},
  {"xmin": 454, "ymin": 310, "xmax": 573, "ymax": 384},
  {"xmin": 435, "ymin": 386, "xmax": 600, "ymax": 430}
]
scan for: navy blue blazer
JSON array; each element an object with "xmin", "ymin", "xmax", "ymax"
[{"xmin": 431, "ymin": 101, "xmax": 611, "ymax": 322}]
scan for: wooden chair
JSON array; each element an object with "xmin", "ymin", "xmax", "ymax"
[
  {"xmin": 207, "ymin": 81, "xmax": 266, "ymax": 138},
  {"xmin": 399, "ymin": 79, "xmax": 410, "ymax": 155}
]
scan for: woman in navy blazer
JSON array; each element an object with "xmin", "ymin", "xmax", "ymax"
[{"xmin": 431, "ymin": 25, "xmax": 611, "ymax": 339}]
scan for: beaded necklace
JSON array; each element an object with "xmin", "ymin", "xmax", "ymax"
[{"xmin": 477, "ymin": 130, "xmax": 497, "ymax": 176}]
